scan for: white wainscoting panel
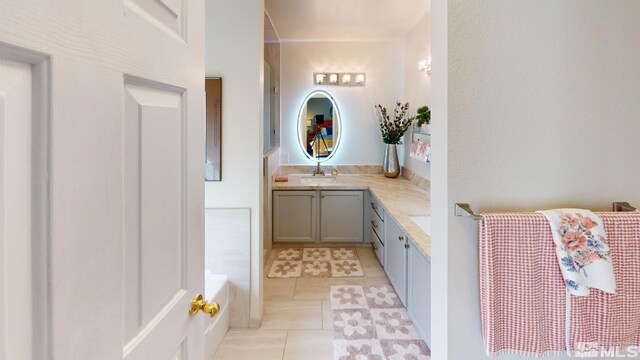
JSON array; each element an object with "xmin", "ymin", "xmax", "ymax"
[{"xmin": 205, "ymin": 209, "xmax": 251, "ymax": 328}]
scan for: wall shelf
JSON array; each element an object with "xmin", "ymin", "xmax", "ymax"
[{"xmin": 411, "ymin": 129, "xmax": 431, "ymax": 142}]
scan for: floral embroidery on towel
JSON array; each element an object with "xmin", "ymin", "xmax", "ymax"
[
  {"xmin": 538, "ymin": 209, "xmax": 616, "ymax": 296},
  {"xmin": 557, "ymin": 212, "xmax": 612, "ymax": 277}
]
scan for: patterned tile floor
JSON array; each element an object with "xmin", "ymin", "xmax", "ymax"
[
  {"xmin": 211, "ymin": 245, "xmax": 401, "ymax": 360},
  {"xmin": 331, "ymin": 285, "xmax": 430, "ymax": 359},
  {"xmin": 267, "ymin": 247, "xmax": 364, "ymax": 278}
]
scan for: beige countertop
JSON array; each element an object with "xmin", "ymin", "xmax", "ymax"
[{"xmin": 272, "ymin": 174, "xmax": 431, "ymax": 260}]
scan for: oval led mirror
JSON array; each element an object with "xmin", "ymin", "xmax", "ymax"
[{"xmin": 297, "ymin": 90, "xmax": 341, "ymax": 162}]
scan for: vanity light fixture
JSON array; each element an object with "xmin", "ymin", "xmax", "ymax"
[
  {"xmin": 418, "ymin": 56, "xmax": 432, "ymax": 75},
  {"xmin": 313, "ymin": 72, "xmax": 366, "ymax": 86}
]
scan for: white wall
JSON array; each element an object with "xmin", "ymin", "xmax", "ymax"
[
  {"xmin": 280, "ymin": 41, "xmax": 404, "ymax": 165},
  {"xmin": 432, "ymin": 1, "xmax": 640, "ymax": 359},
  {"xmin": 402, "ymin": 14, "xmax": 432, "ymax": 180},
  {"xmin": 205, "ymin": 0, "xmax": 264, "ymax": 327}
]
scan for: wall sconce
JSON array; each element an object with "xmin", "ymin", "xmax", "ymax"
[
  {"xmin": 313, "ymin": 72, "xmax": 366, "ymax": 86},
  {"xmin": 418, "ymin": 56, "xmax": 432, "ymax": 75}
]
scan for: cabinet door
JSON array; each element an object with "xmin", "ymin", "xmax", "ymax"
[
  {"xmin": 408, "ymin": 242, "xmax": 431, "ymax": 346},
  {"xmin": 320, "ymin": 191, "xmax": 364, "ymax": 242},
  {"xmin": 384, "ymin": 215, "xmax": 407, "ymax": 305},
  {"xmin": 273, "ymin": 191, "xmax": 317, "ymax": 242}
]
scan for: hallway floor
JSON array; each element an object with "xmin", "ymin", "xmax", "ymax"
[{"xmin": 211, "ymin": 244, "xmax": 390, "ymax": 360}]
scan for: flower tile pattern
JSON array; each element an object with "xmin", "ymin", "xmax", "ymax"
[
  {"xmin": 331, "ymin": 285, "xmax": 430, "ymax": 359},
  {"xmin": 267, "ymin": 247, "xmax": 363, "ymax": 278}
]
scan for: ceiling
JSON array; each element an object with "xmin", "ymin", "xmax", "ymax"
[{"xmin": 265, "ymin": 0, "xmax": 430, "ymax": 42}]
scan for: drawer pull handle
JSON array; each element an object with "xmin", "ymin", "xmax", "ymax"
[
  {"xmin": 371, "ymin": 202, "xmax": 377, "ymax": 210},
  {"xmin": 404, "ymin": 243, "xmax": 410, "ymax": 249},
  {"xmin": 398, "ymin": 235, "xmax": 404, "ymax": 241},
  {"xmin": 371, "ymin": 220, "xmax": 378, "ymax": 228}
]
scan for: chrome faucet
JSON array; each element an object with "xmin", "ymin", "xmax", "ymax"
[{"xmin": 313, "ymin": 161, "xmax": 325, "ymax": 176}]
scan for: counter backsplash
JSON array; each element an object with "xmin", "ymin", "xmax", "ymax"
[{"xmin": 275, "ymin": 165, "xmax": 429, "ymax": 192}]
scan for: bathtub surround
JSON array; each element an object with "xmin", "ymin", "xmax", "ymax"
[
  {"xmin": 204, "ymin": 274, "xmax": 230, "ymax": 358},
  {"xmin": 205, "ymin": 209, "xmax": 252, "ymax": 328}
]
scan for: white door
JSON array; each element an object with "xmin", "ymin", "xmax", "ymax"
[{"xmin": 0, "ymin": 1, "xmax": 206, "ymax": 359}]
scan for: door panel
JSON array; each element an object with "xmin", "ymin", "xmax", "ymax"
[
  {"xmin": 408, "ymin": 244, "xmax": 431, "ymax": 345},
  {"xmin": 0, "ymin": 56, "xmax": 42, "ymax": 360},
  {"xmin": 384, "ymin": 215, "xmax": 407, "ymax": 305},
  {"xmin": 320, "ymin": 191, "xmax": 364, "ymax": 242},
  {"xmin": 0, "ymin": 0, "xmax": 205, "ymax": 358},
  {"xmin": 123, "ymin": 80, "xmax": 190, "ymax": 351},
  {"xmin": 273, "ymin": 191, "xmax": 317, "ymax": 242}
]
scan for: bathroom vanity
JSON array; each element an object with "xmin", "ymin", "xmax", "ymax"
[
  {"xmin": 272, "ymin": 173, "xmax": 431, "ymax": 345},
  {"xmin": 273, "ymin": 190, "xmax": 364, "ymax": 242}
]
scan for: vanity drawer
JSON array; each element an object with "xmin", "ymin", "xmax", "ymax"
[
  {"xmin": 371, "ymin": 228, "xmax": 384, "ymax": 265},
  {"xmin": 370, "ymin": 197, "xmax": 384, "ymax": 222},
  {"xmin": 370, "ymin": 217, "xmax": 383, "ymax": 242}
]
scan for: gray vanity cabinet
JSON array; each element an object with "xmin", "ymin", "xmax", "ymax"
[
  {"xmin": 407, "ymin": 240, "xmax": 431, "ymax": 346},
  {"xmin": 320, "ymin": 191, "xmax": 364, "ymax": 242},
  {"xmin": 273, "ymin": 190, "xmax": 364, "ymax": 243},
  {"xmin": 273, "ymin": 190, "xmax": 317, "ymax": 242},
  {"xmin": 384, "ymin": 214, "xmax": 407, "ymax": 305}
]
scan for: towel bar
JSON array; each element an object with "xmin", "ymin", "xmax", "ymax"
[{"xmin": 454, "ymin": 202, "xmax": 637, "ymax": 220}]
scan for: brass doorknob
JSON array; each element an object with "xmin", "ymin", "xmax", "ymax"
[{"xmin": 189, "ymin": 294, "xmax": 220, "ymax": 318}]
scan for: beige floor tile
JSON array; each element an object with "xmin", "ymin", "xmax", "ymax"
[
  {"xmin": 364, "ymin": 276, "xmax": 391, "ymax": 285},
  {"xmin": 356, "ymin": 245, "xmax": 376, "ymax": 257},
  {"xmin": 212, "ymin": 330, "xmax": 287, "ymax": 360},
  {"xmin": 358, "ymin": 255, "xmax": 382, "ymax": 266},
  {"xmin": 282, "ymin": 330, "xmax": 334, "ymax": 360},
  {"xmin": 268, "ymin": 249, "xmax": 277, "ymax": 261},
  {"xmin": 294, "ymin": 277, "xmax": 365, "ymax": 300},
  {"xmin": 361, "ymin": 262, "xmax": 386, "ymax": 277},
  {"xmin": 322, "ymin": 300, "xmax": 333, "ymax": 330},
  {"xmin": 264, "ymin": 258, "xmax": 275, "ymax": 273},
  {"xmin": 264, "ymin": 277, "xmax": 296, "ymax": 301},
  {"xmin": 261, "ymin": 300, "xmax": 323, "ymax": 330},
  {"xmin": 273, "ymin": 242, "xmax": 303, "ymax": 248}
]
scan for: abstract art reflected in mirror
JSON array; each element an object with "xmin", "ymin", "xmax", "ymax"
[
  {"xmin": 297, "ymin": 90, "xmax": 341, "ymax": 162},
  {"xmin": 205, "ymin": 78, "xmax": 221, "ymax": 181}
]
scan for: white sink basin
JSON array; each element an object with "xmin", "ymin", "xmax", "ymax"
[
  {"xmin": 410, "ymin": 215, "xmax": 431, "ymax": 236},
  {"xmin": 299, "ymin": 176, "xmax": 337, "ymax": 185}
]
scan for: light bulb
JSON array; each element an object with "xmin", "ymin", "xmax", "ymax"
[
  {"xmin": 315, "ymin": 73, "xmax": 326, "ymax": 84},
  {"xmin": 342, "ymin": 74, "xmax": 351, "ymax": 84},
  {"xmin": 329, "ymin": 74, "xmax": 338, "ymax": 83},
  {"xmin": 355, "ymin": 74, "xmax": 365, "ymax": 84}
]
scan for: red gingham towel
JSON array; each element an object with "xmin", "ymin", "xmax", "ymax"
[{"xmin": 479, "ymin": 213, "xmax": 640, "ymax": 357}]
